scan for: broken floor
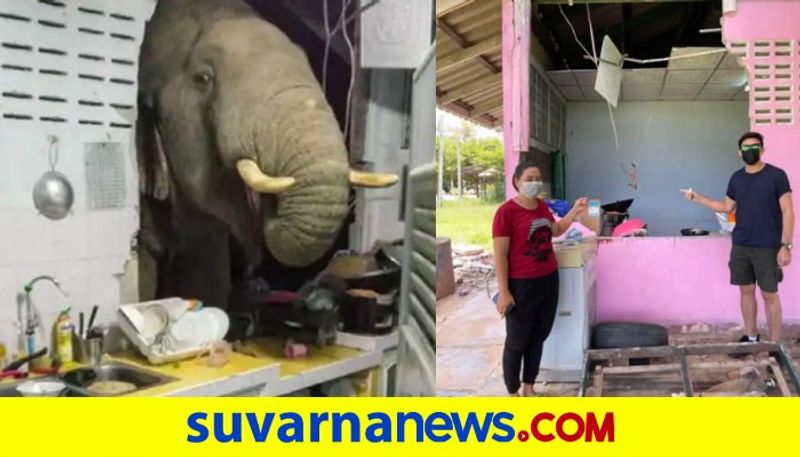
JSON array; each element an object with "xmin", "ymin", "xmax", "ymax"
[{"xmin": 436, "ymin": 289, "xmax": 800, "ymax": 397}]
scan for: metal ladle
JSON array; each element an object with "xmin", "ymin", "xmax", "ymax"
[{"xmin": 32, "ymin": 136, "xmax": 74, "ymax": 220}]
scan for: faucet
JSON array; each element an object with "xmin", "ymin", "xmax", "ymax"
[{"xmin": 22, "ymin": 275, "xmax": 68, "ymax": 357}]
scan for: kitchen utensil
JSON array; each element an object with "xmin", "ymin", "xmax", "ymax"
[
  {"xmin": 79, "ymin": 312, "xmax": 85, "ymax": 339},
  {"xmin": 32, "ymin": 137, "xmax": 73, "ymax": 220},
  {"xmin": 681, "ymin": 228, "xmax": 710, "ymax": 236},
  {"xmin": 87, "ymin": 305, "xmax": 99, "ymax": 335},
  {"xmin": 167, "ymin": 311, "xmax": 205, "ymax": 351},
  {"xmin": 61, "ymin": 367, "xmax": 98, "ymax": 387},
  {"xmin": 202, "ymin": 307, "xmax": 230, "ymax": 341},
  {"xmin": 15, "ymin": 380, "xmax": 66, "ymax": 397},
  {"xmin": 2, "ymin": 347, "xmax": 47, "ymax": 372},
  {"xmin": 601, "ymin": 199, "xmax": 634, "ymax": 213},
  {"xmin": 75, "ymin": 337, "xmax": 104, "ymax": 365},
  {"xmin": 33, "ymin": 170, "xmax": 74, "ymax": 220}
]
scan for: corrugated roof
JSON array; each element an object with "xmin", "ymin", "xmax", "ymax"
[{"xmin": 436, "ymin": 0, "xmax": 503, "ymax": 130}]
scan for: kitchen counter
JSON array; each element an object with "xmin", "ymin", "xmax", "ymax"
[
  {"xmin": 2, "ymin": 332, "xmax": 397, "ymax": 397},
  {"xmin": 115, "ymin": 332, "xmax": 397, "ymax": 396}
]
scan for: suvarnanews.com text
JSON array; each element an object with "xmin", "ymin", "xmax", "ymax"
[{"xmin": 186, "ymin": 411, "xmax": 615, "ymax": 444}]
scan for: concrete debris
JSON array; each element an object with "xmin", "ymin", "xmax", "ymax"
[
  {"xmin": 680, "ymin": 323, "xmax": 712, "ymax": 333},
  {"xmin": 451, "ymin": 245, "xmax": 495, "ymax": 296}
]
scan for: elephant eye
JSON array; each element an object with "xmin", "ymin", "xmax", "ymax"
[{"xmin": 193, "ymin": 71, "xmax": 213, "ymax": 87}]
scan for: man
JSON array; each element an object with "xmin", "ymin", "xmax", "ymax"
[{"xmin": 686, "ymin": 131, "xmax": 794, "ymax": 344}]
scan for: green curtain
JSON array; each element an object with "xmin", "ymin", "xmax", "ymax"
[{"xmin": 552, "ymin": 150, "xmax": 566, "ymax": 200}]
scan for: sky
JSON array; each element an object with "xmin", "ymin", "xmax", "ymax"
[{"xmin": 436, "ymin": 108, "xmax": 502, "ymax": 140}]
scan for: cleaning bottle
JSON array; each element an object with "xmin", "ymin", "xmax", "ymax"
[{"xmin": 54, "ymin": 308, "xmax": 74, "ymax": 364}]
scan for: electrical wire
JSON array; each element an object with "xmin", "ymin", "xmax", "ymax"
[
  {"xmin": 341, "ymin": 0, "xmax": 356, "ymax": 144},
  {"xmin": 322, "ymin": 0, "xmax": 331, "ymax": 93},
  {"xmin": 559, "ymin": 5, "xmax": 595, "ymax": 65}
]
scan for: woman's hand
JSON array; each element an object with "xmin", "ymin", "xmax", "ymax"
[
  {"xmin": 572, "ymin": 197, "xmax": 588, "ymax": 215},
  {"xmin": 496, "ymin": 291, "xmax": 514, "ymax": 316}
]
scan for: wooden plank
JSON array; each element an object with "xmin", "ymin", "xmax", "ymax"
[
  {"xmin": 678, "ymin": 349, "xmax": 693, "ymax": 397},
  {"xmin": 501, "ymin": 0, "xmax": 530, "ymax": 198},
  {"xmin": 681, "ymin": 341, "xmax": 780, "ymax": 356},
  {"xmin": 592, "ymin": 366, "xmax": 604, "ymax": 397},
  {"xmin": 587, "ymin": 345, "xmax": 678, "ymax": 361},
  {"xmin": 768, "ymin": 358, "xmax": 793, "ymax": 397},
  {"xmin": 438, "ymin": 35, "xmax": 503, "ymax": 72},
  {"xmin": 436, "ymin": 0, "xmax": 476, "ymax": 17},
  {"xmin": 439, "ymin": 74, "xmax": 502, "ymax": 105},
  {"xmin": 470, "ymin": 97, "xmax": 505, "ymax": 119},
  {"xmin": 578, "ymin": 352, "xmax": 591, "ymax": 397},
  {"xmin": 536, "ymin": 0, "xmax": 713, "ymax": 3},
  {"xmin": 436, "ymin": 19, "xmax": 499, "ymax": 74}
]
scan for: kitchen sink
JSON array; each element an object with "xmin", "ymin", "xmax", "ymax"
[
  {"xmin": 61, "ymin": 362, "xmax": 177, "ymax": 396},
  {"xmin": 0, "ymin": 362, "xmax": 177, "ymax": 397}
]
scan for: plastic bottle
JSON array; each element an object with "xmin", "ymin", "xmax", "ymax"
[{"xmin": 54, "ymin": 308, "xmax": 74, "ymax": 364}]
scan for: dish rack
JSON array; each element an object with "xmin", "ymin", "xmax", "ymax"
[{"xmin": 116, "ymin": 298, "xmax": 210, "ymax": 365}]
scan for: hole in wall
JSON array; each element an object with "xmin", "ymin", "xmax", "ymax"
[
  {"xmin": 77, "ymin": 6, "xmax": 104, "ymax": 16},
  {"xmin": 39, "ymin": 69, "xmax": 67, "ymax": 76},
  {"xmin": 38, "ymin": 19, "xmax": 65, "ymax": 28},
  {"xmin": 0, "ymin": 12, "xmax": 30, "ymax": 22}
]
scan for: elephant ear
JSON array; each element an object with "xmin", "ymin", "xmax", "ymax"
[{"xmin": 137, "ymin": 93, "xmax": 170, "ymax": 201}]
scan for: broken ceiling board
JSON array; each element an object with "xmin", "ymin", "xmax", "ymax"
[
  {"xmin": 696, "ymin": 93, "xmax": 736, "ymax": 101},
  {"xmin": 665, "ymin": 69, "xmax": 713, "ymax": 84},
  {"xmin": 583, "ymin": 88, "xmax": 605, "ymax": 101},
  {"xmin": 622, "ymin": 68, "xmax": 666, "ymax": 85},
  {"xmin": 667, "ymin": 47, "xmax": 726, "ymax": 70},
  {"xmin": 708, "ymin": 69, "xmax": 747, "ymax": 85},
  {"xmin": 548, "ymin": 70, "xmax": 580, "ymax": 86},
  {"xmin": 573, "ymin": 69, "xmax": 598, "ymax": 86},
  {"xmin": 719, "ymin": 52, "xmax": 744, "ymax": 69},
  {"xmin": 595, "ymin": 36, "xmax": 623, "ymax": 107},
  {"xmin": 661, "ymin": 84, "xmax": 704, "ymax": 95},
  {"xmin": 701, "ymin": 84, "xmax": 743, "ymax": 95},
  {"xmin": 622, "ymin": 85, "xmax": 662, "ymax": 101},
  {"xmin": 558, "ymin": 85, "xmax": 586, "ymax": 101}
]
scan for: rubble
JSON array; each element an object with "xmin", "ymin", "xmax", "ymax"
[{"xmin": 452, "ymin": 245, "xmax": 495, "ymax": 296}]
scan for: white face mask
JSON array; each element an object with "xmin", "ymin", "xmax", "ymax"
[{"xmin": 520, "ymin": 181, "xmax": 543, "ymax": 198}]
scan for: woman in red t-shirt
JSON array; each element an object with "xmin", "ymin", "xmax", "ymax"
[{"xmin": 492, "ymin": 161, "xmax": 587, "ymax": 396}]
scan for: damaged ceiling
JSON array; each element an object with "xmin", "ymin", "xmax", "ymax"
[{"xmin": 436, "ymin": 0, "xmax": 744, "ymax": 129}]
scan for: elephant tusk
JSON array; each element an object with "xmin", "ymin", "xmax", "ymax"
[
  {"xmin": 236, "ymin": 159, "xmax": 295, "ymax": 193},
  {"xmin": 349, "ymin": 169, "xmax": 399, "ymax": 188}
]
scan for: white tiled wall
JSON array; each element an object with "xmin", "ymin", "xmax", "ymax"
[{"xmin": 0, "ymin": 0, "xmax": 156, "ymax": 362}]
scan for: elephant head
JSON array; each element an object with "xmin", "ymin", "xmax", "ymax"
[{"xmin": 137, "ymin": 0, "xmax": 395, "ymax": 267}]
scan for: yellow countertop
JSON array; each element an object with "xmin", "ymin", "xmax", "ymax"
[{"xmin": 112, "ymin": 337, "xmax": 370, "ymax": 397}]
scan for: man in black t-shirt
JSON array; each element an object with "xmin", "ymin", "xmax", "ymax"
[{"xmin": 686, "ymin": 132, "xmax": 794, "ymax": 344}]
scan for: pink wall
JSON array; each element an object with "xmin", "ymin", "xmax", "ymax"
[
  {"xmin": 596, "ymin": 237, "xmax": 800, "ymax": 325},
  {"xmin": 597, "ymin": 1, "xmax": 800, "ymax": 325},
  {"xmin": 501, "ymin": 0, "xmax": 530, "ymax": 198}
]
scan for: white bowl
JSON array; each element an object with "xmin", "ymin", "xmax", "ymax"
[{"xmin": 16, "ymin": 380, "xmax": 66, "ymax": 397}]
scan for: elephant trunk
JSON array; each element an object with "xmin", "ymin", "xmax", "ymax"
[{"xmin": 262, "ymin": 90, "xmax": 350, "ymax": 266}]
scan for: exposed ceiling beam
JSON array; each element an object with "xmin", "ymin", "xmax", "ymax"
[
  {"xmin": 437, "ymin": 35, "xmax": 503, "ymax": 73},
  {"xmin": 470, "ymin": 98, "xmax": 504, "ymax": 119},
  {"xmin": 440, "ymin": 73, "xmax": 502, "ymax": 105},
  {"xmin": 276, "ymin": 0, "xmax": 350, "ymax": 61},
  {"xmin": 536, "ymin": 0, "xmax": 713, "ymax": 4},
  {"xmin": 437, "ymin": 19, "xmax": 500, "ymax": 74},
  {"xmin": 436, "ymin": 0, "xmax": 476, "ymax": 18}
]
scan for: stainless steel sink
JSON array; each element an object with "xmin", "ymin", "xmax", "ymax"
[{"xmin": 61, "ymin": 362, "xmax": 177, "ymax": 396}]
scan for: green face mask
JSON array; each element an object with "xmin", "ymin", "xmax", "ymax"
[{"xmin": 740, "ymin": 144, "xmax": 762, "ymax": 165}]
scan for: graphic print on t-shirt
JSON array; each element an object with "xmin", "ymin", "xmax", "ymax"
[{"xmin": 523, "ymin": 217, "xmax": 553, "ymax": 261}]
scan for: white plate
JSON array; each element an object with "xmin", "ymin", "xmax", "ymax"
[
  {"xmin": 201, "ymin": 307, "xmax": 230, "ymax": 341},
  {"xmin": 168, "ymin": 311, "xmax": 206, "ymax": 351}
]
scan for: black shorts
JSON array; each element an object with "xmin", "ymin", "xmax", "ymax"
[{"xmin": 729, "ymin": 245, "xmax": 783, "ymax": 293}]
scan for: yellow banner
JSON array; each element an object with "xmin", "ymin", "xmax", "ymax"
[{"xmin": 0, "ymin": 398, "xmax": 797, "ymax": 457}]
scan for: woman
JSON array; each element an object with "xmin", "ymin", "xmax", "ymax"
[{"xmin": 492, "ymin": 161, "xmax": 587, "ymax": 396}]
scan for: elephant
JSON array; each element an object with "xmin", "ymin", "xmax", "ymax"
[{"xmin": 136, "ymin": 0, "xmax": 396, "ymax": 308}]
